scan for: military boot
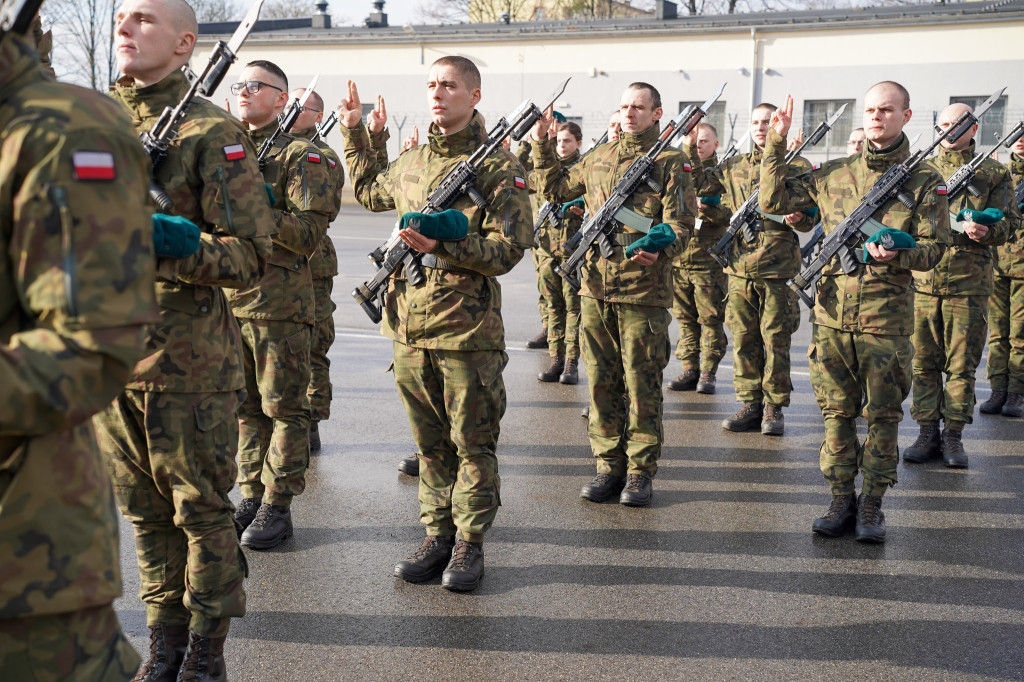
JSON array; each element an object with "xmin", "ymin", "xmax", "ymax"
[
  {"xmin": 941, "ymin": 428, "xmax": 968, "ymax": 468},
  {"xmin": 979, "ymin": 390, "xmax": 1007, "ymax": 414},
  {"xmin": 559, "ymin": 358, "xmax": 579, "ymax": 385},
  {"xmin": 441, "ymin": 538, "xmax": 484, "ymax": 592},
  {"xmin": 619, "ymin": 474, "xmax": 653, "ymax": 507},
  {"xmin": 580, "ymin": 473, "xmax": 625, "ymax": 502},
  {"xmin": 240, "ymin": 503, "xmax": 292, "ymax": 550},
  {"xmin": 761, "ymin": 404, "xmax": 785, "ymax": 436},
  {"xmin": 176, "ymin": 631, "xmax": 226, "ymax": 682},
  {"xmin": 722, "ymin": 402, "xmax": 763, "ymax": 432},
  {"xmin": 854, "ymin": 494, "xmax": 886, "ymax": 543},
  {"xmin": 526, "ymin": 329, "xmax": 548, "ymax": 349},
  {"xmin": 696, "ymin": 371, "xmax": 716, "ymax": 394},
  {"xmin": 538, "ymin": 356, "xmax": 565, "ymax": 382},
  {"xmin": 811, "ymin": 493, "xmax": 857, "ymax": 537},
  {"xmin": 309, "ymin": 421, "xmax": 321, "ymax": 454},
  {"xmin": 903, "ymin": 423, "xmax": 940, "ymax": 463},
  {"xmin": 668, "ymin": 368, "xmax": 699, "ymax": 391},
  {"xmin": 397, "ymin": 453, "xmax": 419, "ymax": 476},
  {"xmin": 1002, "ymin": 392, "xmax": 1024, "ymax": 417},
  {"xmin": 133, "ymin": 623, "xmax": 188, "ymax": 682},
  {"xmin": 232, "ymin": 497, "xmax": 260, "ymax": 539},
  {"xmin": 394, "ymin": 535, "xmax": 455, "ymax": 583}
]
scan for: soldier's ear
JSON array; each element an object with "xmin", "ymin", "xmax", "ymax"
[
  {"xmin": 902, "ymin": 107, "xmax": 913, "ymax": 126},
  {"xmin": 470, "ymin": 87, "xmax": 482, "ymax": 108},
  {"xmin": 652, "ymin": 106, "xmax": 663, "ymax": 122}
]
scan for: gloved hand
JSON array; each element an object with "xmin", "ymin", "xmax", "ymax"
[
  {"xmin": 152, "ymin": 213, "xmax": 201, "ymax": 259},
  {"xmin": 624, "ymin": 223, "xmax": 676, "ymax": 258},
  {"xmin": 399, "ymin": 208, "xmax": 469, "ymax": 240},
  {"xmin": 265, "ymin": 183, "xmax": 276, "ymax": 205},
  {"xmin": 862, "ymin": 227, "xmax": 915, "ymax": 264},
  {"xmin": 562, "ymin": 197, "xmax": 585, "ymax": 213},
  {"xmin": 956, "ymin": 207, "xmax": 1003, "ymax": 225}
]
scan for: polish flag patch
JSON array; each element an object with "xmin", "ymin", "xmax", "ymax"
[
  {"xmin": 682, "ymin": 162, "xmax": 692, "ymax": 172},
  {"xmin": 223, "ymin": 143, "xmax": 246, "ymax": 161},
  {"xmin": 72, "ymin": 151, "xmax": 116, "ymax": 181},
  {"xmin": 307, "ymin": 152, "xmax": 322, "ymax": 164},
  {"xmin": 937, "ymin": 184, "xmax": 948, "ymax": 195},
  {"xmin": 514, "ymin": 176, "xmax": 526, "ymax": 190},
  {"xmin": 327, "ymin": 158, "xmax": 336, "ymax": 169},
  {"xmin": 813, "ymin": 163, "xmax": 822, "ymax": 171}
]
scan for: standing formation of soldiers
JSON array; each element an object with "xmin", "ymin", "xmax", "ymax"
[{"xmin": 3, "ymin": 1, "xmax": 1023, "ymax": 679}]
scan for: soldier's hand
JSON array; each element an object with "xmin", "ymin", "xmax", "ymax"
[
  {"xmin": 533, "ymin": 105, "xmax": 554, "ymax": 141},
  {"xmin": 963, "ymin": 220, "xmax": 989, "ymax": 240},
  {"xmin": 401, "ymin": 125, "xmax": 419, "ymax": 152},
  {"xmin": 770, "ymin": 94, "xmax": 794, "ymax": 138},
  {"xmin": 784, "ymin": 211, "xmax": 804, "ymax": 225},
  {"xmin": 866, "ymin": 241, "xmax": 898, "ymax": 263},
  {"xmin": 630, "ymin": 249, "xmax": 659, "ymax": 265},
  {"xmin": 787, "ymin": 127, "xmax": 804, "ymax": 152},
  {"xmin": 501, "ymin": 137, "xmax": 512, "ymax": 150},
  {"xmin": 338, "ymin": 80, "xmax": 363, "ymax": 129},
  {"xmin": 367, "ymin": 94, "xmax": 387, "ymax": 134},
  {"xmin": 398, "ymin": 228, "xmax": 438, "ymax": 254},
  {"xmin": 548, "ymin": 113, "xmax": 558, "ymax": 139},
  {"xmin": 568, "ymin": 205, "xmax": 584, "ymax": 216},
  {"xmin": 680, "ymin": 129, "xmax": 697, "ymax": 147}
]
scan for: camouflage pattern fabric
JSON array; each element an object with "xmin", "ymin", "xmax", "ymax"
[
  {"xmin": 539, "ymin": 255, "xmax": 581, "ymax": 359},
  {"xmin": 676, "ymin": 151, "xmax": 731, "ymax": 268},
  {"xmin": 988, "ymin": 154, "xmax": 1024, "ymax": 392},
  {"xmin": 534, "ymin": 249, "xmax": 550, "ymax": 330},
  {"xmin": 672, "ymin": 267, "xmax": 726, "ymax": 373},
  {"xmin": 0, "ymin": 33, "xmax": 155, "ymax": 675}
]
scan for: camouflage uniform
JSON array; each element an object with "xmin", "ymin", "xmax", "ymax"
[
  {"xmin": 690, "ymin": 142, "xmax": 811, "ymax": 407},
  {"xmin": 0, "ymin": 34, "xmax": 156, "ymax": 679},
  {"xmin": 230, "ymin": 122, "xmax": 333, "ymax": 506},
  {"xmin": 93, "ymin": 70, "xmax": 273, "ymax": 639},
  {"xmin": 344, "ymin": 113, "xmax": 532, "ymax": 541},
  {"xmin": 913, "ymin": 143, "xmax": 1014, "ymax": 427},
  {"xmin": 672, "ymin": 150, "xmax": 731, "ymax": 374},
  {"xmin": 759, "ymin": 130, "xmax": 950, "ymax": 496},
  {"xmin": 295, "ymin": 126, "xmax": 345, "ymax": 424},
  {"xmin": 988, "ymin": 154, "xmax": 1024, "ymax": 395},
  {"xmin": 533, "ymin": 125, "xmax": 697, "ymax": 478},
  {"xmin": 518, "ymin": 143, "xmax": 549, "ymax": 332}
]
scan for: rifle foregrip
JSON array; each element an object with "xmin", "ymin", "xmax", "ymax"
[
  {"xmin": 896, "ymin": 192, "xmax": 915, "ymax": 209},
  {"xmin": 788, "ymin": 278, "xmax": 814, "ymax": 308},
  {"xmin": 555, "ymin": 262, "xmax": 581, "ymax": 291},
  {"xmin": 597, "ymin": 233, "xmax": 615, "ymax": 260},
  {"xmin": 405, "ymin": 254, "xmax": 425, "ymax": 286}
]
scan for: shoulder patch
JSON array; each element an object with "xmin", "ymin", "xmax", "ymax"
[
  {"xmin": 224, "ymin": 143, "xmax": 246, "ymax": 161},
  {"xmin": 937, "ymin": 184, "xmax": 948, "ymax": 196},
  {"xmin": 307, "ymin": 151, "xmax": 322, "ymax": 164},
  {"xmin": 812, "ymin": 163, "xmax": 822, "ymax": 171},
  {"xmin": 327, "ymin": 157, "xmax": 336, "ymax": 169},
  {"xmin": 72, "ymin": 150, "xmax": 116, "ymax": 181},
  {"xmin": 514, "ymin": 176, "xmax": 527, "ymax": 190},
  {"xmin": 682, "ymin": 162, "xmax": 692, "ymax": 172}
]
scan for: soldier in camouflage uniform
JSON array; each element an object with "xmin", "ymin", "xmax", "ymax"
[
  {"xmin": 230, "ymin": 60, "xmax": 333, "ymax": 550},
  {"xmin": 668, "ymin": 122, "xmax": 730, "ymax": 395},
  {"xmin": 685, "ymin": 103, "xmax": 813, "ymax": 435},
  {"xmin": 759, "ymin": 84, "xmax": 950, "ymax": 543},
  {"xmin": 517, "ymin": 138, "xmax": 550, "ymax": 350},
  {"xmin": 92, "ymin": 3, "xmax": 275, "ymax": 679},
  {"xmin": 532, "ymin": 83, "xmax": 697, "ymax": 507},
  {"xmin": 291, "ymin": 88, "xmax": 344, "ymax": 454},
  {"xmin": 0, "ymin": 22, "xmax": 157, "ymax": 682},
  {"xmin": 904, "ymin": 103, "xmax": 1015, "ymax": 467},
  {"xmin": 339, "ymin": 57, "xmax": 532, "ymax": 591},
  {"xmin": 981, "ymin": 134, "xmax": 1024, "ymax": 418}
]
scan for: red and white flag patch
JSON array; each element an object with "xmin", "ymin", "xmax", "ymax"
[
  {"xmin": 937, "ymin": 184, "xmax": 948, "ymax": 195},
  {"xmin": 813, "ymin": 163, "xmax": 822, "ymax": 171},
  {"xmin": 327, "ymin": 158, "xmax": 336, "ymax": 169},
  {"xmin": 682, "ymin": 162, "xmax": 692, "ymax": 172},
  {"xmin": 223, "ymin": 143, "xmax": 246, "ymax": 161},
  {"xmin": 514, "ymin": 176, "xmax": 527, "ymax": 190},
  {"xmin": 307, "ymin": 152, "xmax": 322, "ymax": 164},
  {"xmin": 72, "ymin": 150, "xmax": 116, "ymax": 181}
]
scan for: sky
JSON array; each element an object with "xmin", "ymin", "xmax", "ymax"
[{"xmin": 334, "ymin": 0, "xmax": 422, "ymax": 27}]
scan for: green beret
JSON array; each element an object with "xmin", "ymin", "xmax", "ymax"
[
  {"xmin": 562, "ymin": 197, "xmax": 585, "ymax": 212},
  {"xmin": 956, "ymin": 207, "xmax": 1004, "ymax": 225},
  {"xmin": 698, "ymin": 195, "xmax": 721, "ymax": 205},
  {"xmin": 625, "ymin": 223, "xmax": 676, "ymax": 258},
  {"xmin": 400, "ymin": 209, "xmax": 469, "ymax": 240},
  {"xmin": 152, "ymin": 213, "xmax": 201, "ymax": 259},
  {"xmin": 862, "ymin": 227, "xmax": 916, "ymax": 264}
]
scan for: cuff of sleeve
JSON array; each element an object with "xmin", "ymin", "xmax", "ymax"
[
  {"xmin": 765, "ymin": 129, "xmax": 788, "ymax": 154},
  {"xmin": 156, "ymin": 257, "xmax": 182, "ymax": 282},
  {"xmin": 342, "ymin": 120, "xmax": 371, "ymax": 151},
  {"xmin": 532, "ymin": 137, "xmax": 556, "ymax": 166},
  {"xmin": 370, "ymin": 127, "xmax": 390, "ymax": 148}
]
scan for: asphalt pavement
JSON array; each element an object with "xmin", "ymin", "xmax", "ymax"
[{"xmin": 115, "ymin": 205, "xmax": 1024, "ymax": 681}]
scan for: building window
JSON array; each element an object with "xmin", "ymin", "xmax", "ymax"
[
  {"xmin": 950, "ymin": 95, "xmax": 1007, "ymax": 147},
  {"xmin": 361, "ymin": 103, "xmax": 375, "ymax": 118},
  {"xmin": 679, "ymin": 101, "xmax": 727, "ymax": 142},
  {"xmin": 802, "ymin": 99, "xmax": 855, "ymax": 155}
]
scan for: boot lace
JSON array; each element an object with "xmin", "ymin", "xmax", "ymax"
[
  {"xmin": 823, "ymin": 495, "xmax": 851, "ymax": 521},
  {"xmin": 449, "ymin": 540, "xmax": 480, "ymax": 571},
  {"xmin": 858, "ymin": 495, "xmax": 882, "ymax": 525},
  {"xmin": 250, "ymin": 504, "xmax": 274, "ymax": 529}
]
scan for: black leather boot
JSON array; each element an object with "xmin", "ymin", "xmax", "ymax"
[
  {"xmin": 854, "ymin": 494, "xmax": 886, "ymax": 543},
  {"xmin": 722, "ymin": 402, "xmax": 763, "ymax": 432},
  {"xmin": 811, "ymin": 493, "xmax": 857, "ymax": 537},
  {"xmin": 441, "ymin": 539, "xmax": 484, "ymax": 592},
  {"xmin": 309, "ymin": 421, "xmax": 321, "ymax": 454},
  {"xmin": 394, "ymin": 535, "xmax": 455, "ymax": 583},
  {"xmin": 941, "ymin": 428, "xmax": 969, "ymax": 468},
  {"xmin": 240, "ymin": 503, "xmax": 292, "ymax": 550},
  {"xmin": 397, "ymin": 453, "xmax": 420, "ymax": 476},
  {"xmin": 538, "ymin": 356, "xmax": 565, "ymax": 382},
  {"xmin": 559, "ymin": 358, "xmax": 579, "ymax": 385},
  {"xmin": 696, "ymin": 371, "xmax": 716, "ymax": 394},
  {"xmin": 580, "ymin": 473, "xmax": 625, "ymax": 502},
  {"xmin": 526, "ymin": 329, "xmax": 548, "ymax": 349},
  {"xmin": 903, "ymin": 423, "xmax": 941, "ymax": 463},
  {"xmin": 232, "ymin": 497, "xmax": 260, "ymax": 539},
  {"xmin": 619, "ymin": 474, "xmax": 653, "ymax": 507},
  {"xmin": 761, "ymin": 404, "xmax": 785, "ymax": 436},
  {"xmin": 133, "ymin": 624, "xmax": 188, "ymax": 682},
  {"xmin": 176, "ymin": 631, "xmax": 226, "ymax": 682},
  {"xmin": 668, "ymin": 369, "xmax": 699, "ymax": 391},
  {"xmin": 1002, "ymin": 392, "xmax": 1024, "ymax": 417},
  {"xmin": 979, "ymin": 389, "xmax": 1007, "ymax": 414}
]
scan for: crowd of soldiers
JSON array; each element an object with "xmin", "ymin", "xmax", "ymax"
[{"xmin": 2, "ymin": 0, "xmax": 1022, "ymax": 679}]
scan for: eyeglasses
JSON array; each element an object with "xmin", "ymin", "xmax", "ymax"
[
  {"xmin": 302, "ymin": 105, "xmax": 322, "ymax": 114},
  {"xmin": 230, "ymin": 80, "xmax": 284, "ymax": 96}
]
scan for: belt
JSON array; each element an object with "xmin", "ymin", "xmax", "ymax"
[
  {"xmin": 613, "ymin": 232, "xmax": 645, "ymax": 247},
  {"xmin": 420, "ymin": 253, "xmax": 477, "ymax": 275}
]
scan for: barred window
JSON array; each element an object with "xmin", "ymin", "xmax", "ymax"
[
  {"xmin": 949, "ymin": 95, "xmax": 1008, "ymax": 147},
  {"xmin": 802, "ymin": 99, "xmax": 855, "ymax": 155}
]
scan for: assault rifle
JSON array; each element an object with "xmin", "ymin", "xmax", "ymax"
[
  {"xmin": 555, "ymin": 82, "xmax": 726, "ymax": 291},
  {"xmin": 801, "ymin": 223, "xmax": 825, "ymax": 267},
  {"xmin": 140, "ymin": 0, "xmax": 265, "ymax": 210},
  {"xmin": 716, "ymin": 130, "xmax": 751, "ymax": 169},
  {"xmin": 352, "ymin": 78, "xmax": 572, "ymax": 323},
  {"xmin": 311, "ymin": 110, "xmax": 339, "ymax": 145},
  {"xmin": 788, "ymin": 87, "xmax": 1005, "ymax": 308},
  {"xmin": 1016, "ymin": 179, "xmax": 1024, "ymax": 210},
  {"xmin": 256, "ymin": 73, "xmax": 319, "ymax": 169},
  {"xmin": 534, "ymin": 130, "xmax": 611, "ymax": 237},
  {"xmin": 707, "ymin": 103, "xmax": 847, "ymax": 268},
  {"xmin": 0, "ymin": 0, "xmax": 44, "ymax": 35},
  {"xmin": 943, "ymin": 119, "xmax": 1024, "ymax": 232}
]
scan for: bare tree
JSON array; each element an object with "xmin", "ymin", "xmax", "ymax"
[
  {"xmin": 190, "ymin": 0, "xmax": 243, "ymax": 22},
  {"xmin": 47, "ymin": 0, "xmax": 118, "ymax": 90},
  {"xmin": 259, "ymin": 0, "xmax": 310, "ymax": 19}
]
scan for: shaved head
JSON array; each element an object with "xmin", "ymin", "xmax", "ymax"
[
  {"xmin": 867, "ymin": 81, "xmax": 910, "ymax": 110},
  {"xmin": 291, "ymin": 88, "xmax": 324, "ymax": 112},
  {"xmin": 937, "ymin": 102, "xmax": 976, "ymax": 150},
  {"xmin": 115, "ymin": 0, "xmax": 198, "ymax": 85},
  {"xmin": 168, "ymin": 0, "xmax": 198, "ymax": 33}
]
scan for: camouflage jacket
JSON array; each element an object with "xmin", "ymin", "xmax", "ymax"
[
  {"xmin": 676, "ymin": 151, "xmax": 731, "ymax": 270},
  {"xmin": 112, "ymin": 71, "xmax": 274, "ymax": 392},
  {"xmin": 690, "ymin": 142, "xmax": 814, "ymax": 279},
  {"xmin": 759, "ymin": 129, "xmax": 950, "ymax": 336},
  {"xmin": 344, "ymin": 112, "xmax": 532, "ymax": 350},
  {"xmin": 229, "ymin": 120, "xmax": 333, "ymax": 324},
  {"xmin": 295, "ymin": 125, "xmax": 344, "ymax": 279},
  {"xmin": 532, "ymin": 124, "xmax": 697, "ymax": 308},
  {"xmin": 527, "ymin": 148, "xmax": 584, "ymax": 259},
  {"xmin": 918, "ymin": 142, "xmax": 1015, "ymax": 296},
  {"xmin": 0, "ymin": 35, "xmax": 157, "ymax": 619},
  {"xmin": 995, "ymin": 153, "xmax": 1024, "ymax": 279}
]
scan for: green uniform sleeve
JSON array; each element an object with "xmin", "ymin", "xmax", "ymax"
[
  {"xmin": 758, "ymin": 129, "xmax": 818, "ymax": 215},
  {"xmin": 970, "ymin": 167, "xmax": 1016, "ymax": 247},
  {"xmin": 532, "ymin": 137, "xmax": 586, "ymax": 202},
  {"xmin": 660, "ymin": 152, "xmax": 696, "ymax": 259},
  {"xmin": 344, "ymin": 121, "xmax": 397, "ymax": 212},
  {"xmin": 370, "ymin": 126, "xmax": 391, "ymax": 169},
  {"xmin": 271, "ymin": 141, "xmax": 334, "ymax": 257},
  {"xmin": 897, "ymin": 172, "xmax": 949, "ymax": 272}
]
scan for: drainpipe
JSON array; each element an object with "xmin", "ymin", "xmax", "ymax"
[{"xmin": 749, "ymin": 27, "xmax": 761, "ymax": 143}]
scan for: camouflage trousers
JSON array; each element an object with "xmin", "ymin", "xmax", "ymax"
[
  {"xmin": 725, "ymin": 276, "xmax": 800, "ymax": 406},
  {"xmin": 533, "ymin": 250, "xmax": 548, "ymax": 330},
  {"xmin": 581, "ymin": 298, "xmax": 671, "ymax": 479},
  {"xmin": 539, "ymin": 256, "xmax": 581, "ymax": 359},
  {"xmin": 671, "ymin": 266, "xmax": 727, "ymax": 373},
  {"xmin": 392, "ymin": 343, "xmax": 507, "ymax": 542},
  {"xmin": 236, "ymin": 319, "xmax": 311, "ymax": 507},
  {"xmin": 809, "ymin": 326, "xmax": 913, "ymax": 498},
  {"xmin": 0, "ymin": 605, "xmax": 139, "ymax": 682},
  {"xmin": 96, "ymin": 390, "xmax": 247, "ymax": 638},
  {"xmin": 308, "ymin": 276, "xmax": 336, "ymax": 422},
  {"xmin": 911, "ymin": 293, "xmax": 987, "ymax": 427},
  {"xmin": 987, "ymin": 274, "xmax": 1024, "ymax": 393}
]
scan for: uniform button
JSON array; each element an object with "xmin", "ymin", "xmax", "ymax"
[
  {"xmin": 411, "ymin": 303, "xmax": 417, "ymax": 309},
  {"xmin": 846, "ymin": 293, "xmax": 852, "ymax": 299},
  {"xmin": 200, "ymin": 306, "xmax": 209, "ymax": 313}
]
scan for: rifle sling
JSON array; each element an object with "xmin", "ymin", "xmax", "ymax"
[
  {"xmin": 612, "ymin": 232, "xmax": 646, "ymax": 247},
  {"xmin": 420, "ymin": 253, "xmax": 477, "ymax": 275}
]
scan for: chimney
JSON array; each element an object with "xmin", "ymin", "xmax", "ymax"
[
  {"xmin": 312, "ymin": 0, "xmax": 331, "ymax": 29},
  {"xmin": 365, "ymin": 0, "xmax": 389, "ymax": 28},
  {"xmin": 655, "ymin": 0, "xmax": 677, "ymax": 20}
]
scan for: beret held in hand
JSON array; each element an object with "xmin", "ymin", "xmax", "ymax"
[
  {"xmin": 399, "ymin": 209, "xmax": 469, "ymax": 240},
  {"xmin": 862, "ymin": 227, "xmax": 915, "ymax": 264},
  {"xmin": 956, "ymin": 207, "xmax": 1003, "ymax": 225},
  {"xmin": 152, "ymin": 213, "xmax": 201, "ymax": 259},
  {"xmin": 624, "ymin": 223, "xmax": 676, "ymax": 258}
]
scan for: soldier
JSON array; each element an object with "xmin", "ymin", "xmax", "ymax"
[
  {"xmin": 0, "ymin": 15, "xmax": 157, "ymax": 681},
  {"xmin": 981, "ymin": 134, "xmax": 1024, "ymax": 418},
  {"xmin": 93, "ymin": 1, "xmax": 275, "ymax": 678},
  {"xmin": 903, "ymin": 103, "xmax": 1015, "ymax": 467},
  {"xmin": 291, "ymin": 88, "xmax": 345, "ymax": 454},
  {"xmin": 684, "ymin": 103, "xmax": 813, "ymax": 436},
  {"xmin": 532, "ymin": 83, "xmax": 697, "ymax": 507},
  {"xmin": 230, "ymin": 59, "xmax": 333, "ymax": 549},
  {"xmin": 338, "ymin": 57, "xmax": 532, "ymax": 591},
  {"xmin": 759, "ymin": 83, "xmax": 950, "ymax": 543},
  {"xmin": 847, "ymin": 127, "xmax": 866, "ymax": 155},
  {"xmin": 668, "ymin": 122, "xmax": 731, "ymax": 394},
  {"xmin": 518, "ymin": 127, "xmax": 551, "ymax": 352}
]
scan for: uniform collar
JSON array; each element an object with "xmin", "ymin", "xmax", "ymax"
[
  {"xmin": 863, "ymin": 132, "xmax": 909, "ymax": 172},
  {"xmin": 428, "ymin": 111, "xmax": 487, "ymax": 157},
  {"xmin": 559, "ymin": 149, "xmax": 581, "ymax": 166},
  {"xmin": 936, "ymin": 140, "xmax": 975, "ymax": 168},
  {"xmin": 248, "ymin": 118, "xmax": 281, "ymax": 145},
  {"xmin": 112, "ymin": 69, "xmax": 189, "ymax": 121},
  {"xmin": 294, "ymin": 126, "xmax": 316, "ymax": 140},
  {"xmin": 617, "ymin": 124, "xmax": 661, "ymax": 155}
]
